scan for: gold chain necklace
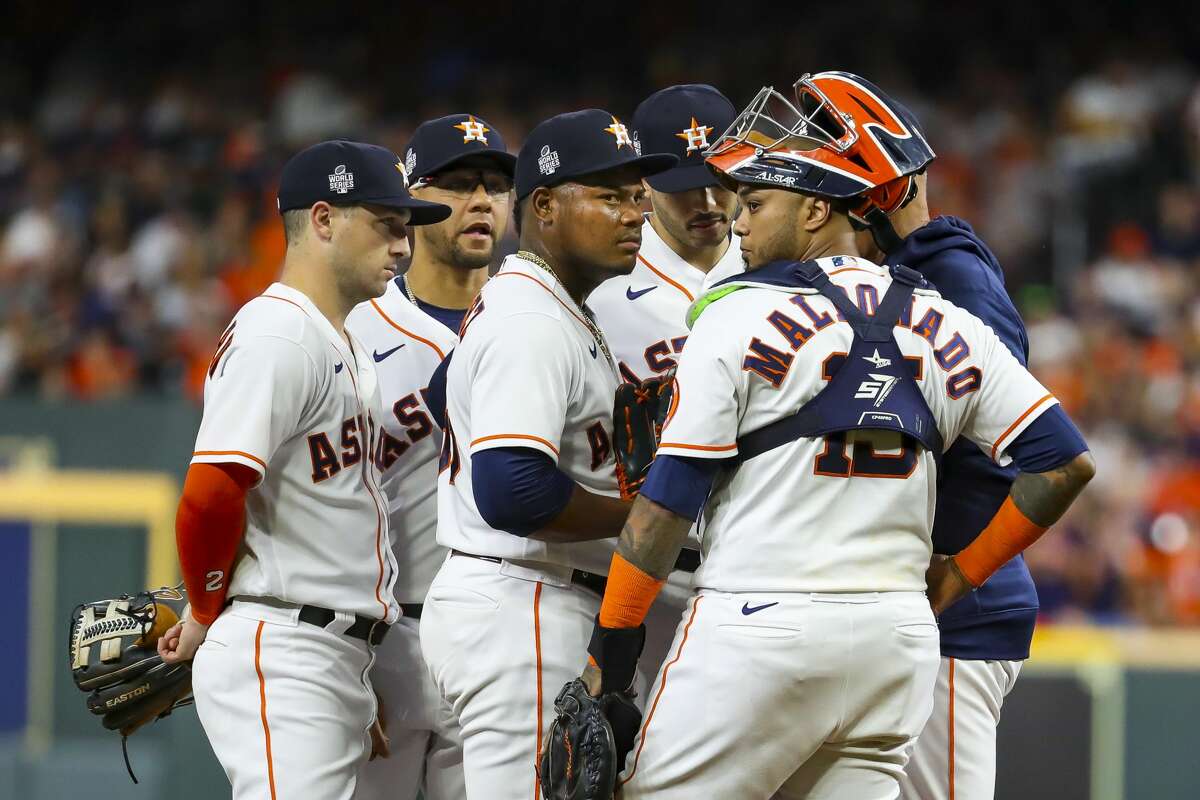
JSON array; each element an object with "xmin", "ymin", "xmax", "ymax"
[
  {"xmin": 515, "ymin": 250, "xmax": 615, "ymax": 368},
  {"xmin": 401, "ymin": 274, "xmax": 419, "ymax": 305}
]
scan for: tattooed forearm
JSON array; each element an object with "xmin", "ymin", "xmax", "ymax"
[
  {"xmin": 1010, "ymin": 451, "xmax": 1096, "ymax": 526},
  {"xmin": 616, "ymin": 496, "xmax": 693, "ymax": 579}
]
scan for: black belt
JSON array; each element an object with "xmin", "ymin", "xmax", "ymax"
[
  {"xmin": 449, "ymin": 548, "xmax": 700, "ymax": 595},
  {"xmin": 400, "ymin": 603, "xmax": 423, "ymax": 620},
  {"xmin": 298, "ymin": 605, "xmax": 390, "ymax": 645}
]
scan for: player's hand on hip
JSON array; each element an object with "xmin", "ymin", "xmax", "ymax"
[
  {"xmin": 158, "ymin": 615, "xmax": 210, "ymax": 663},
  {"xmin": 925, "ymin": 554, "xmax": 973, "ymax": 616},
  {"xmin": 369, "ymin": 690, "xmax": 390, "ymax": 760}
]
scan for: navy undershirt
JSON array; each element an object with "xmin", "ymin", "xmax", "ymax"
[{"xmin": 396, "ymin": 275, "xmax": 466, "ymax": 334}]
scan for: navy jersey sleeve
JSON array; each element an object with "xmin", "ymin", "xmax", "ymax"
[{"xmin": 472, "ymin": 446, "xmax": 575, "ymax": 536}]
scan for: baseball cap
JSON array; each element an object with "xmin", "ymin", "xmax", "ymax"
[
  {"xmin": 403, "ymin": 113, "xmax": 517, "ymax": 184},
  {"xmin": 632, "ymin": 85, "xmax": 737, "ymax": 193},
  {"xmin": 277, "ymin": 139, "xmax": 451, "ymax": 225},
  {"xmin": 515, "ymin": 109, "xmax": 678, "ymax": 201}
]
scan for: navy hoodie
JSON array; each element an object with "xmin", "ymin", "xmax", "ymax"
[{"xmin": 886, "ymin": 216, "xmax": 1039, "ymax": 661}]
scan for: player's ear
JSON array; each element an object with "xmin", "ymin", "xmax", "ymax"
[
  {"xmin": 530, "ymin": 186, "xmax": 555, "ymax": 227},
  {"xmin": 802, "ymin": 196, "xmax": 831, "ymax": 233},
  {"xmin": 310, "ymin": 202, "xmax": 337, "ymax": 242}
]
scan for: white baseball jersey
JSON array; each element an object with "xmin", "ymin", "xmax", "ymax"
[
  {"xmin": 437, "ymin": 253, "xmax": 621, "ymax": 574},
  {"xmin": 192, "ymin": 282, "xmax": 399, "ymax": 622},
  {"xmin": 346, "ymin": 279, "xmax": 458, "ymax": 604},
  {"xmin": 587, "ymin": 216, "xmax": 743, "ymax": 383},
  {"xmin": 660, "ymin": 256, "xmax": 1058, "ymax": 594}
]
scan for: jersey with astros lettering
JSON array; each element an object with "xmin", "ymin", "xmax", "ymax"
[
  {"xmin": 587, "ymin": 216, "xmax": 743, "ymax": 383},
  {"xmin": 345, "ymin": 278, "xmax": 458, "ymax": 605},
  {"xmin": 437, "ymin": 254, "xmax": 621, "ymax": 574},
  {"xmin": 191, "ymin": 282, "xmax": 399, "ymax": 622},
  {"xmin": 659, "ymin": 256, "xmax": 1058, "ymax": 594}
]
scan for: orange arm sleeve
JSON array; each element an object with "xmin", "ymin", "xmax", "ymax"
[
  {"xmin": 176, "ymin": 462, "xmax": 258, "ymax": 625},
  {"xmin": 599, "ymin": 552, "xmax": 666, "ymax": 629},
  {"xmin": 952, "ymin": 497, "xmax": 1049, "ymax": 588}
]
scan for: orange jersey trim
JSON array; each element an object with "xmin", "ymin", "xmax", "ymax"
[
  {"xmin": 261, "ymin": 293, "xmax": 307, "ymax": 313},
  {"xmin": 490, "ymin": 271, "xmax": 595, "ymax": 333},
  {"xmin": 827, "ymin": 266, "xmax": 881, "ymax": 278},
  {"xmin": 991, "ymin": 393, "xmax": 1054, "ymax": 461},
  {"xmin": 637, "ymin": 254, "xmax": 694, "ymax": 302},
  {"xmin": 470, "ymin": 433, "xmax": 560, "ymax": 456},
  {"xmin": 255, "ymin": 621, "xmax": 279, "ymax": 800},
  {"xmin": 369, "ymin": 298, "xmax": 448, "ymax": 360},
  {"xmin": 658, "ymin": 441, "xmax": 737, "ymax": 452},
  {"xmin": 193, "ymin": 449, "xmax": 268, "ymax": 471},
  {"xmin": 622, "ymin": 595, "xmax": 704, "ymax": 786},
  {"xmin": 532, "ymin": 582, "xmax": 545, "ymax": 800},
  {"xmin": 948, "ymin": 657, "xmax": 956, "ymax": 800}
]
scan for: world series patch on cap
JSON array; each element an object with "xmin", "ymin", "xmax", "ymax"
[
  {"xmin": 631, "ymin": 84, "xmax": 737, "ymax": 193},
  {"xmin": 277, "ymin": 139, "xmax": 451, "ymax": 225},
  {"xmin": 515, "ymin": 109, "xmax": 678, "ymax": 201},
  {"xmin": 403, "ymin": 113, "xmax": 517, "ymax": 184}
]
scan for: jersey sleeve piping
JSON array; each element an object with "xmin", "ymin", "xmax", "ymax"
[
  {"xmin": 990, "ymin": 393, "xmax": 1058, "ymax": 462},
  {"xmin": 657, "ymin": 441, "xmax": 738, "ymax": 459},
  {"xmin": 470, "ymin": 433, "xmax": 560, "ymax": 458},
  {"xmin": 191, "ymin": 450, "xmax": 268, "ymax": 481}
]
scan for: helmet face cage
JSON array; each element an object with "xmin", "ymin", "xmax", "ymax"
[{"xmin": 705, "ymin": 78, "xmax": 855, "ymax": 161}]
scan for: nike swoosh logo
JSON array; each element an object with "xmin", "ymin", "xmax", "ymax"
[
  {"xmin": 741, "ymin": 601, "xmax": 778, "ymax": 616},
  {"xmin": 373, "ymin": 344, "xmax": 406, "ymax": 362},
  {"xmin": 334, "ymin": 362, "xmax": 344, "ymax": 373},
  {"xmin": 588, "ymin": 342, "xmax": 598, "ymax": 358},
  {"xmin": 626, "ymin": 285, "xmax": 657, "ymax": 301}
]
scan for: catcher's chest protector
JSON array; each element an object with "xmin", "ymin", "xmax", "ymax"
[{"xmin": 730, "ymin": 260, "xmax": 943, "ymax": 463}]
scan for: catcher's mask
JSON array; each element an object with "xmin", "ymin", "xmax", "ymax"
[{"xmin": 705, "ymin": 71, "xmax": 935, "ymax": 251}]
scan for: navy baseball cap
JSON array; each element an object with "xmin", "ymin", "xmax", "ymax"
[
  {"xmin": 403, "ymin": 114, "xmax": 517, "ymax": 184},
  {"xmin": 632, "ymin": 85, "xmax": 737, "ymax": 193},
  {"xmin": 515, "ymin": 109, "xmax": 678, "ymax": 201},
  {"xmin": 277, "ymin": 139, "xmax": 451, "ymax": 225}
]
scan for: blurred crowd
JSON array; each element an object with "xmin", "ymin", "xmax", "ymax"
[{"xmin": 2, "ymin": 5, "xmax": 1198, "ymax": 625}]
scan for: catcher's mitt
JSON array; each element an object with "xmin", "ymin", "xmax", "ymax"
[
  {"xmin": 69, "ymin": 585, "xmax": 194, "ymax": 781},
  {"xmin": 539, "ymin": 679, "xmax": 642, "ymax": 800},
  {"xmin": 613, "ymin": 371, "xmax": 675, "ymax": 500}
]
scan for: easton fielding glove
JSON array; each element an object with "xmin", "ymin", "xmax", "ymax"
[
  {"xmin": 613, "ymin": 371, "xmax": 675, "ymax": 500},
  {"xmin": 69, "ymin": 585, "xmax": 194, "ymax": 779}
]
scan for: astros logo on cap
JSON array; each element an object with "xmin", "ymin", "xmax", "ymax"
[
  {"xmin": 604, "ymin": 116, "xmax": 634, "ymax": 149},
  {"xmin": 454, "ymin": 116, "xmax": 490, "ymax": 144},
  {"xmin": 676, "ymin": 117, "xmax": 714, "ymax": 154}
]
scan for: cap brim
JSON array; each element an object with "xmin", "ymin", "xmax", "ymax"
[
  {"xmin": 416, "ymin": 150, "xmax": 518, "ymax": 180},
  {"xmin": 566, "ymin": 153, "xmax": 679, "ymax": 185},
  {"xmin": 645, "ymin": 162, "xmax": 722, "ymax": 193},
  {"xmin": 365, "ymin": 195, "xmax": 453, "ymax": 225}
]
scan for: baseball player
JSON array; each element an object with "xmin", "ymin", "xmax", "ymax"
[
  {"xmin": 586, "ymin": 83, "xmax": 742, "ymax": 672},
  {"xmin": 418, "ymin": 109, "xmax": 677, "ymax": 799},
  {"xmin": 158, "ymin": 140, "xmax": 450, "ymax": 800},
  {"xmin": 573, "ymin": 78, "xmax": 1095, "ymax": 798},
  {"xmin": 588, "ymin": 85, "xmax": 744, "ymax": 385},
  {"xmin": 854, "ymin": 123, "xmax": 1045, "ymax": 800},
  {"xmin": 346, "ymin": 114, "xmax": 516, "ymax": 800}
]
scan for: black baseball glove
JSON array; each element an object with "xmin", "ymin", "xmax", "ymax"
[
  {"xmin": 540, "ymin": 623, "xmax": 646, "ymax": 800},
  {"xmin": 613, "ymin": 371, "xmax": 675, "ymax": 500},
  {"xmin": 539, "ymin": 679, "xmax": 642, "ymax": 800},
  {"xmin": 69, "ymin": 585, "xmax": 194, "ymax": 760}
]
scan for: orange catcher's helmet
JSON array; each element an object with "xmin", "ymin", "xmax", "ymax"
[{"xmin": 705, "ymin": 71, "xmax": 934, "ymax": 249}]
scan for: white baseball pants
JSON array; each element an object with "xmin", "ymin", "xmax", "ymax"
[
  {"xmin": 899, "ymin": 656, "xmax": 1022, "ymax": 800},
  {"xmin": 354, "ymin": 615, "xmax": 465, "ymax": 800},
  {"xmin": 620, "ymin": 590, "xmax": 941, "ymax": 800},
  {"xmin": 192, "ymin": 599, "xmax": 378, "ymax": 800}
]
